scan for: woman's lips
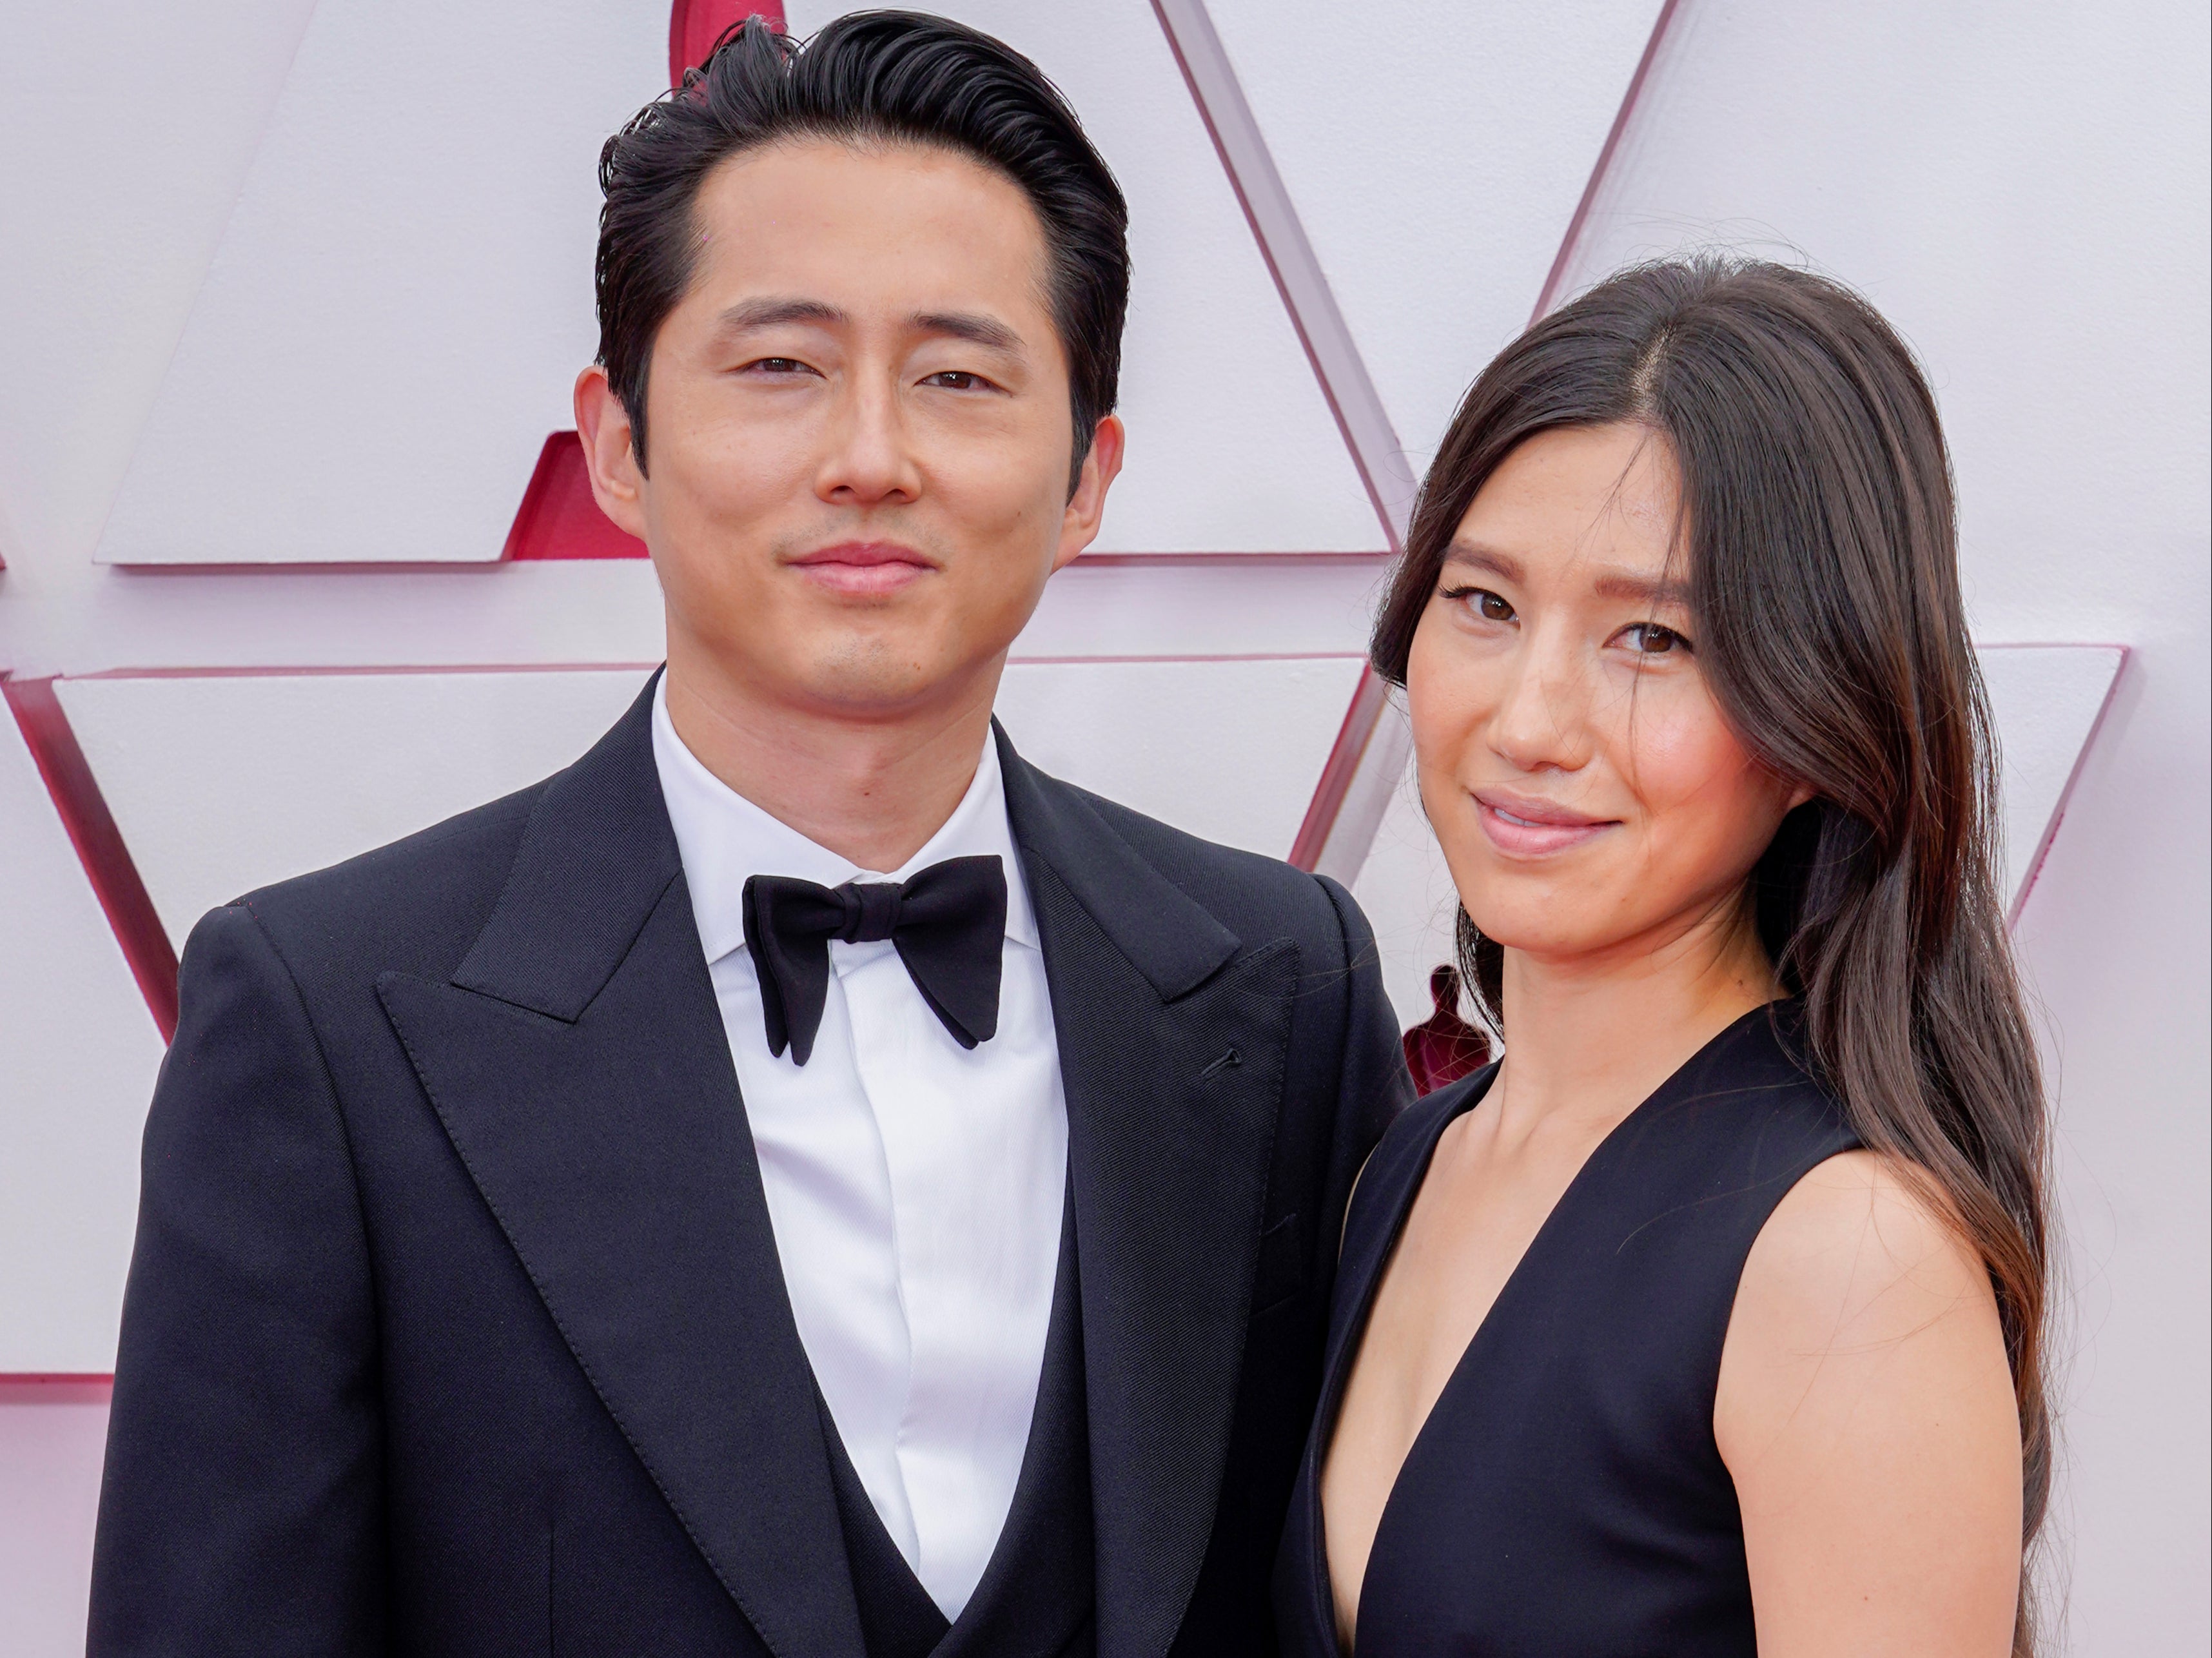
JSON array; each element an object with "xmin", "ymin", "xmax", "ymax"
[
  {"xmin": 788, "ymin": 541, "xmax": 936, "ymax": 597},
  {"xmin": 1474, "ymin": 790, "xmax": 1617, "ymax": 856}
]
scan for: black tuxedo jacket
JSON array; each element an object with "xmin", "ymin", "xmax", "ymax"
[{"xmin": 89, "ymin": 676, "xmax": 1411, "ymax": 1657}]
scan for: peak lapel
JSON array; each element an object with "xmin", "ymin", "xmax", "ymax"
[
  {"xmin": 999, "ymin": 730, "xmax": 1295, "ymax": 1658},
  {"xmin": 378, "ymin": 676, "xmax": 865, "ymax": 1658}
]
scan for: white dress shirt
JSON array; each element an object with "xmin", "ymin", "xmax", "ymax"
[{"xmin": 650, "ymin": 679, "xmax": 1068, "ymax": 1619}]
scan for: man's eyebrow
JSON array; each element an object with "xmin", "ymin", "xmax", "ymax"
[
  {"xmin": 709, "ymin": 300, "xmax": 1024, "ymax": 355},
  {"xmin": 912, "ymin": 310, "xmax": 1025, "ymax": 353},
  {"xmin": 714, "ymin": 297, "xmax": 848, "ymax": 332}
]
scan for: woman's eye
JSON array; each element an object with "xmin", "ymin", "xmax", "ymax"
[
  {"xmin": 1442, "ymin": 585, "xmax": 1516, "ymax": 623},
  {"xmin": 1471, "ymin": 588, "xmax": 1516, "ymax": 623},
  {"xmin": 1621, "ymin": 622, "xmax": 1690, "ymax": 655}
]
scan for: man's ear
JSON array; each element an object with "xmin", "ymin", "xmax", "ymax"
[
  {"xmin": 1053, "ymin": 414, "xmax": 1125, "ymax": 572},
  {"xmin": 574, "ymin": 366, "xmax": 650, "ymax": 541}
]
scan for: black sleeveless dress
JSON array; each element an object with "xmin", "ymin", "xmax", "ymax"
[{"xmin": 1274, "ymin": 1003, "xmax": 1859, "ymax": 1656}]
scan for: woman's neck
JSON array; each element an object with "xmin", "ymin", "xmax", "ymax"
[{"xmin": 1491, "ymin": 895, "xmax": 1780, "ymax": 1142}]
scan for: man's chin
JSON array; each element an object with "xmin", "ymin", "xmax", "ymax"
[
  {"xmin": 788, "ymin": 649, "xmax": 993, "ymax": 722},
  {"xmin": 674, "ymin": 612, "xmax": 1008, "ymax": 724}
]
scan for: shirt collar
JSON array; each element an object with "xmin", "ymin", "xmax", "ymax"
[{"xmin": 649, "ymin": 674, "xmax": 1041, "ymax": 965}]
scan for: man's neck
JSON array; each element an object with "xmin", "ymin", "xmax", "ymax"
[{"xmin": 661, "ymin": 650, "xmax": 1003, "ymax": 874}]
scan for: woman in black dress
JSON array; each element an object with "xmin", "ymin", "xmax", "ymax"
[{"xmin": 1277, "ymin": 260, "xmax": 2051, "ymax": 1655}]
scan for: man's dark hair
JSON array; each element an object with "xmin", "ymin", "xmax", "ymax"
[{"xmin": 596, "ymin": 10, "xmax": 1130, "ymax": 485}]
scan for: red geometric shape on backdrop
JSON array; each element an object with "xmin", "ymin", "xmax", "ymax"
[
  {"xmin": 670, "ymin": 1, "xmax": 786, "ymax": 88},
  {"xmin": 2, "ymin": 676, "xmax": 179, "ymax": 1040},
  {"xmin": 509, "ymin": 5, "xmax": 792, "ymax": 560},
  {"xmin": 502, "ymin": 431, "xmax": 650, "ymax": 561}
]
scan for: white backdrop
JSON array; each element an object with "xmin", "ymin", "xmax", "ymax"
[{"xmin": 0, "ymin": 1, "xmax": 2204, "ymax": 1650}]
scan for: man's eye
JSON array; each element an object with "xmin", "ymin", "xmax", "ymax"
[
  {"xmin": 743, "ymin": 357, "xmax": 814, "ymax": 376},
  {"xmin": 1622, "ymin": 623, "xmax": 1690, "ymax": 655},
  {"xmin": 921, "ymin": 370, "xmax": 991, "ymax": 391}
]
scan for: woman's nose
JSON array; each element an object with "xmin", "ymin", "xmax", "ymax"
[{"xmin": 1489, "ymin": 631, "xmax": 1594, "ymax": 774}]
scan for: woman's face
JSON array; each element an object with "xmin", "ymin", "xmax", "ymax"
[{"xmin": 1407, "ymin": 422, "xmax": 1806, "ymax": 975}]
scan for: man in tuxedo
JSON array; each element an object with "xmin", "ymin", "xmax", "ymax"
[{"xmin": 90, "ymin": 14, "xmax": 1409, "ymax": 1655}]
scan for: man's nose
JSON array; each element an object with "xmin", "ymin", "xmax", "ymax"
[{"xmin": 815, "ymin": 373, "xmax": 923, "ymax": 507}]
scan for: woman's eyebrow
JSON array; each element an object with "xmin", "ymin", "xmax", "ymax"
[
  {"xmin": 1590, "ymin": 569, "xmax": 1692, "ymax": 607},
  {"xmin": 1442, "ymin": 542, "xmax": 1525, "ymax": 583}
]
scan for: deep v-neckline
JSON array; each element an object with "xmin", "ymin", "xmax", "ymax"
[{"xmin": 1311, "ymin": 1006, "xmax": 1776, "ymax": 1654}]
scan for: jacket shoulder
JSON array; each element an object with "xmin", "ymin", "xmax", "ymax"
[
  {"xmin": 217, "ymin": 781, "xmax": 547, "ymax": 983},
  {"xmin": 1052, "ymin": 779, "xmax": 1359, "ymax": 964}
]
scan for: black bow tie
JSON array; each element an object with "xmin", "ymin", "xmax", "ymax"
[{"xmin": 740, "ymin": 855, "xmax": 1008, "ymax": 1066}]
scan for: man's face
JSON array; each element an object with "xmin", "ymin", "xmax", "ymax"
[{"xmin": 578, "ymin": 138, "xmax": 1122, "ymax": 725}]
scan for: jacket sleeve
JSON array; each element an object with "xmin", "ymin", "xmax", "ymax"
[
  {"xmin": 1315, "ymin": 873, "xmax": 1414, "ymax": 1232},
  {"xmin": 88, "ymin": 903, "xmax": 385, "ymax": 1656}
]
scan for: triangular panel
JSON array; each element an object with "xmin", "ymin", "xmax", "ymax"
[
  {"xmin": 784, "ymin": 0, "xmax": 1384, "ymax": 553},
  {"xmin": 55, "ymin": 669, "xmax": 657, "ymax": 946},
  {"xmin": 995, "ymin": 656, "xmax": 1366, "ymax": 852},
  {"xmin": 0, "ymin": 0, "xmax": 319, "ymax": 571},
  {"xmin": 1204, "ymin": 0, "xmax": 1671, "ymax": 473},
  {"xmin": 96, "ymin": 1, "xmax": 667, "ymax": 564}
]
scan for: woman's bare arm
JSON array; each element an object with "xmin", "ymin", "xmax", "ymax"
[{"xmin": 1717, "ymin": 1149, "xmax": 2023, "ymax": 1657}]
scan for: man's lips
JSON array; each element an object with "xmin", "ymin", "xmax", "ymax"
[
  {"xmin": 1473, "ymin": 789, "xmax": 1618, "ymax": 856},
  {"xmin": 787, "ymin": 541, "xmax": 937, "ymax": 597}
]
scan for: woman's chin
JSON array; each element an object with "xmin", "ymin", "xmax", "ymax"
[
  {"xmin": 1456, "ymin": 867, "xmax": 1620, "ymax": 950},
  {"xmin": 1461, "ymin": 907, "xmax": 1607, "ymax": 963}
]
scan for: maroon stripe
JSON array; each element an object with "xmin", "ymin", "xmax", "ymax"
[{"xmin": 3, "ymin": 676, "xmax": 178, "ymax": 1039}]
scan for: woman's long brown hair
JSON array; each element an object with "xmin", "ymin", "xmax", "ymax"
[{"xmin": 1373, "ymin": 257, "xmax": 2052, "ymax": 1651}]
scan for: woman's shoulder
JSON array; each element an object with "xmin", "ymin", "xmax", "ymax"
[
  {"xmin": 1718, "ymin": 1146, "xmax": 2011, "ymax": 1468},
  {"xmin": 1704, "ymin": 1007, "xmax": 1966, "ymax": 1296},
  {"xmin": 1733, "ymin": 1150, "xmax": 1997, "ymax": 1352}
]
